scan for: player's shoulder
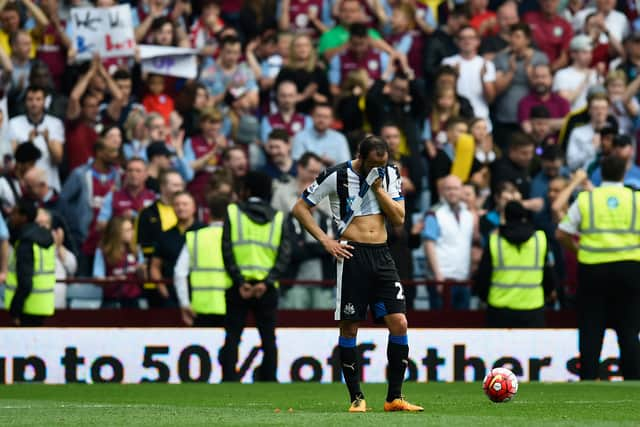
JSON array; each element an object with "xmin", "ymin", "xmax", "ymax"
[
  {"xmin": 316, "ymin": 161, "xmax": 349, "ymax": 183},
  {"xmin": 386, "ymin": 163, "xmax": 401, "ymax": 176}
]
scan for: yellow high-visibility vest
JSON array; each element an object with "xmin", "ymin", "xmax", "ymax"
[
  {"xmin": 186, "ymin": 225, "xmax": 231, "ymax": 315},
  {"xmin": 227, "ymin": 203, "xmax": 283, "ymax": 287},
  {"xmin": 488, "ymin": 230, "xmax": 546, "ymax": 310},
  {"xmin": 576, "ymin": 186, "xmax": 640, "ymax": 264},
  {"xmin": 5, "ymin": 242, "xmax": 56, "ymax": 316}
]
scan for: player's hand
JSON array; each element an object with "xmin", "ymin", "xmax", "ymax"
[
  {"xmin": 322, "ymin": 239, "xmax": 353, "ymax": 260},
  {"xmin": 253, "ymin": 282, "xmax": 267, "ymax": 299},
  {"xmin": 239, "ymin": 283, "xmax": 253, "ymax": 299},
  {"xmin": 180, "ymin": 307, "xmax": 195, "ymax": 326}
]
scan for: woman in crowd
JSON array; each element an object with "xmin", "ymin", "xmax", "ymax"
[{"xmin": 93, "ymin": 216, "xmax": 145, "ymax": 309}]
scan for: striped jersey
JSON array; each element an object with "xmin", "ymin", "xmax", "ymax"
[{"xmin": 301, "ymin": 160, "xmax": 403, "ymax": 235}]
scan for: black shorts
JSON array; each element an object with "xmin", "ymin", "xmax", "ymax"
[{"xmin": 335, "ymin": 241, "xmax": 407, "ymax": 322}]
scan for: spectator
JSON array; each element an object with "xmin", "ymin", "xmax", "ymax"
[
  {"xmin": 366, "ymin": 60, "xmax": 425, "ymax": 157},
  {"xmin": 17, "ymin": 62, "xmax": 68, "ymax": 120},
  {"xmin": 571, "ymin": 0, "xmax": 630, "ymax": 44},
  {"xmin": 479, "ymin": 180, "xmax": 523, "ymax": 244},
  {"xmin": 423, "ymin": 174, "xmax": 474, "ymax": 310},
  {"xmin": 0, "ymin": 142, "xmax": 40, "ymax": 215},
  {"xmin": 523, "ymin": 0, "xmax": 573, "ymax": 71},
  {"xmin": 7, "ymin": 31, "xmax": 42, "ymax": 115},
  {"xmin": 491, "ymin": 132, "xmax": 543, "ymax": 208},
  {"xmin": 276, "ymin": 34, "xmax": 331, "ymax": 114},
  {"xmin": 442, "ymin": 25, "xmax": 496, "ymax": 127},
  {"xmin": 528, "ymin": 105, "xmax": 557, "ymax": 147},
  {"xmin": 222, "ymin": 146, "xmax": 249, "ymax": 196},
  {"xmin": 109, "ymin": 69, "xmax": 141, "ymax": 129},
  {"xmin": 385, "ymin": 2, "xmax": 425, "ymax": 77},
  {"xmin": 175, "ymin": 82, "xmax": 211, "ymax": 138},
  {"xmin": 200, "ymin": 35, "xmax": 259, "ymax": 110},
  {"xmin": 479, "ymin": 0, "xmax": 519, "ymax": 60},
  {"xmin": 469, "ymin": 0, "xmax": 497, "ymax": 37},
  {"xmin": 278, "ymin": 0, "xmax": 332, "ymax": 38},
  {"xmin": 59, "ymin": 137, "xmax": 122, "ymax": 274},
  {"xmin": 291, "ymin": 103, "xmax": 351, "ymax": 166},
  {"xmin": 262, "ymin": 129, "xmax": 297, "ymax": 181},
  {"xmin": 134, "ymin": 0, "xmax": 189, "ymax": 44},
  {"xmin": 335, "ymin": 69, "xmax": 369, "ymax": 135},
  {"xmin": 5, "ymin": 199, "xmax": 54, "ymax": 326},
  {"xmin": 97, "ymin": 158, "xmax": 157, "ymax": 228},
  {"xmin": 122, "ymin": 109, "xmax": 149, "ymax": 161},
  {"xmin": 35, "ymin": 207, "xmax": 77, "ymax": 310},
  {"xmin": 531, "ymin": 144, "xmax": 570, "ymax": 223},
  {"xmin": 142, "ymin": 74, "xmax": 175, "ymax": 125},
  {"xmin": 424, "ymin": 80, "xmax": 472, "ymax": 150},
  {"xmin": 238, "ymin": 0, "xmax": 277, "ymax": 42},
  {"xmin": 152, "ymin": 191, "xmax": 205, "ymax": 309},
  {"xmin": 93, "ymin": 216, "xmax": 145, "ymax": 308},
  {"xmin": 145, "ymin": 141, "xmax": 173, "ymax": 193},
  {"xmin": 566, "ymin": 93, "xmax": 610, "ymax": 171},
  {"xmin": 318, "ymin": 0, "xmax": 385, "ymax": 59},
  {"xmin": 616, "ymin": 32, "xmax": 640, "ymax": 104},
  {"xmin": 328, "ymin": 23, "xmax": 389, "ymax": 96},
  {"xmin": 493, "ymin": 23, "xmax": 548, "ymax": 144},
  {"xmin": 423, "ymin": 3, "xmax": 469, "ymax": 83},
  {"xmin": 189, "ymin": 0, "xmax": 225, "ymax": 56},
  {"xmin": 583, "ymin": 12, "xmax": 624, "ymax": 69},
  {"xmin": 34, "ymin": 0, "xmax": 71, "ymax": 92},
  {"xmin": 8, "ymin": 85, "xmax": 64, "ymax": 191},
  {"xmin": 183, "ymin": 108, "xmax": 227, "ymax": 209},
  {"xmin": 605, "ymin": 70, "xmax": 640, "ymax": 135},
  {"xmin": 260, "ymin": 80, "xmax": 312, "ymax": 142},
  {"xmin": 64, "ymin": 92, "xmax": 100, "ymax": 171},
  {"xmin": 590, "ymin": 135, "xmax": 640, "ymax": 188},
  {"xmin": 518, "ymin": 63, "xmax": 571, "ymax": 135},
  {"xmin": 277, "ymin": 153, "xmax": 336, "ymax": 310},
  {"xmin": 553, "ymin": 35, "xmax": 601, "ymax": 110},
  {"xmin": 149, "ymin": 16, "xmax": 189, "ymax": 49},
  {"xmin": 470, "ymin": 117, "xmax": 497, "ymax": 167},
  {"xmin": 1, "ymin": 1, "xmax": 48, "ymax": 56}
]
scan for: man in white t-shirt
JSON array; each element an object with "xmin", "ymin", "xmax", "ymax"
[
  {"xmin": 552, "ymin": 35, "xmax": 601, "ymax": 110},
  {"xmin": 566, "ymin": 93, "xmax": 610, "ymax": 171},
  {"xmin": 8, "ymin": 85, "xmax": 64, "ymax": 191},
  {"xmin": 570, "ymin": 0, "xmax": 629, "ymax": 44},
  {"xmin": 442, "ymin": 25, "xmax": 496, "ymax": 126}
]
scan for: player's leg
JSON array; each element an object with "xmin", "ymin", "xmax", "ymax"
[
  {"xmin": 335, "ymin": 245, "xmax": 370, "ymax": 411},
  {"xmin": 218, "ymin": 299, "xmax": 250, "ymax": 382},
  {"xmin": 253, "ymin": 288, "xmax": 278, "ymax": 382},
  {"xmin": 383, "ymin": 313, "xmax": 408, "ymax": 400}
]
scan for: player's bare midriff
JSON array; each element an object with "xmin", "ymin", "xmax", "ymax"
[{"xmin": 341, "ymin": 214, "xmax": 387, "ymax": 244}]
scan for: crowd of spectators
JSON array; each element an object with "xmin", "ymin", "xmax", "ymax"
[{"xmin": 0, "ymin": 0, "xmax": 637, "ymax": 311}]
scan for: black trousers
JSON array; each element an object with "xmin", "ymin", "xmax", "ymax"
[
  {"xmin": 486, "ymin": 306, "xmax": 545, "ymax": 328},
  {"xmin": 577, "ymin": 262, "xmax": 640, "ymax": 380},
  {"xmin": 19, "ymin": 314, "xmax": 47, "ymax": 327},
  {"xmin": 193, "ymin": 314, "xmax": 225, "ymax": 327},
  {"xmin": 218, "ymin": 286, "xmax": 278, "ymax": 382}
]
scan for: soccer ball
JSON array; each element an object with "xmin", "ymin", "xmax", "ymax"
[{"xmin": 482, "ymin": 367, "xmax": 518, "ymax": 403}]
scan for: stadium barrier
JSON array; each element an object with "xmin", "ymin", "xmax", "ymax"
[{"xmin": 0, "ymin": 328, "xmax": 625, "ymax": 384}]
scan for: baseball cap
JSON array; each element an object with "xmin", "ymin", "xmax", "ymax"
[
  {"xmin": 146, "ymin": 141, "xmax": 172, "ymax": 160},
  {"xmin": 14, "ymin": 142, "xmax": 42, "ymax": 163},
  {"xmin": 612, "ymin": 134, "xmax": 633, "ymax": 147},
  {"xmin": 570, "ymin": 34, "xmax": 593, "ymax": 51}
]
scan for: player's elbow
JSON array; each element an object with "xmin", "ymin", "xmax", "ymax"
[{"xmin": 390, "ymin": 212, "xmax": 405, "ymax": 227}]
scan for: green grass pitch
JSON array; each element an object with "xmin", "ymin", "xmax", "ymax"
[{"xmin": 0, "ymin": 382, "xmax": 639, "ymax": 426}]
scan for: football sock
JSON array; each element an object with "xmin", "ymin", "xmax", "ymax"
[
  {"xmin": 338, "ymin": 336, "xmax": 363, "ymax": 402},
  {"xmin": 386, "ymin": 335, "xmax": 409, "ymax": 402}
]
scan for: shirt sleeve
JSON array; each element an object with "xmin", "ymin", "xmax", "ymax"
[
  {"xmin": 482, "ymin": 59, "xmax": 497, "ymax": 82},
  {"xmin": 387, "ymin": 165, "xmax": 404, "ymax": 200},
  {"xmin": 422, "ymin": 213, "xmax": 440, "ymax": 241},
  {"xmin": 0, "ymin": 214, "xmax": 8, "ymax": 240},
  {"xmin": 260, "ymin": 116, "xmax": 272, "ymax": 143},
  {"xmin": 173, "ymin": 244, "xmax": 191, "ymax": 308},
  {"xmin": 97, "ymin": 191, "xmax": 114, "ymax": 223},
  {"xmin": 301, "ymin": 169, "xmax": 336, "ymax": 206},
  {"xmin": 93, "ymin": 248, "xmax": 106, "ymax": 278},
  {"xmin": 49, "ymin": 118, "xmax": 64, "ymax": 143},
  {"xmin": 328, "ymin": 55, "xmax": 341, "ymax": 85},
  {"xmin": 558, "ymin": 198, "xmax": 582, "ymax": 235}
]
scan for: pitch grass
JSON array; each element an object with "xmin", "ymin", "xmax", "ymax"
[{"xmin": 0, "ymin": 382, "xmax": 639, "ymax": 426}]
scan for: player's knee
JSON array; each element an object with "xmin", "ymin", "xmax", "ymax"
[
  {"xmin": 339, "ymin": 321, "xmax": 359, "ymax": 337},
  {"xmin": 388, "ymin": 314, "xmax": 408, "ymax": 335}
]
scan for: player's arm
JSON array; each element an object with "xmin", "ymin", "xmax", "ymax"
[
  {"xmin": 372, "ymin": 168, "xmax": 405, "ymax": 226},
  {"xmin": 292, "ymin": 199, "xmax": 353, "ymax": 259}
]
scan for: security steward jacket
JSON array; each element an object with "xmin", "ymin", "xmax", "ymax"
[
  {"xmin": 475, "ymin": 220, "xmax": 557, "ymax": 308},
  {"xmin": 5, "ymin": 223, "xmax": 55, "ymax": 317},
  {"xmin": 222, "ymin": 198, "xmax": 291, "ymax": 291}
]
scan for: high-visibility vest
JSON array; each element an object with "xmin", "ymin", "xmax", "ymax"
[
  {"xmin": 4, "ymin": 242, "xmax": 56, "ymax": 316},
  {"xmin": 576, "ymin": 186, "xmax": 640, "ymax": 264},
  {"xmin": 488, "ymin": 230, "xmax": 546, "ymax": 310},
  {"xmin": 186, "ymin": 225, "xmax": 231, "ymax": 315},
  {"xmin": 227, "ymin": 203, "xmax": 283, "ymax": 287}
]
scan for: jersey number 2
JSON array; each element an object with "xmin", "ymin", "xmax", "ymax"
[{"xmin": 395, "ymin": 282, "xmax": 405, "ymax": 300}]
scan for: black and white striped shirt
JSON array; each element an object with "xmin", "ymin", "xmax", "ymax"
[{"xmin": 301, "ymin": 160, "xmax": 403, "ymax": 235}]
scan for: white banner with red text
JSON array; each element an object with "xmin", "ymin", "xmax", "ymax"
[{"xmin": 0, "ymin": 328, "xmax": 627, "ymax": 384}]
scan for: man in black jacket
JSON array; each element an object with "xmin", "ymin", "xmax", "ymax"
[
  {"xmin": 219, "ymin": 171, "xmax": 291, "ymax": 382},
  {"xmin": 6, "ymin": 200, "xmax": 55, "ymax": 326}
]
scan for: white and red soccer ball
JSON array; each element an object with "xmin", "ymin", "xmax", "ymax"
[{"xmin": 482, "ymin": 367, "xmax": 519, "ymax": 403}]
